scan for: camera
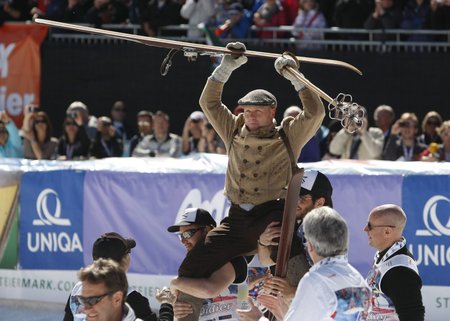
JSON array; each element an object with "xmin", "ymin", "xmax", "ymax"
[
  {"xmin": 28, "ymin": 105, "xmax": 38, "ymax": 113},
  {"xmin": 399, "ymin": 121, "xmax": 408, "ymax": 128}
]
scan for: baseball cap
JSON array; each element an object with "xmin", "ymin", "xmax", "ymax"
[
  {"xmin": 190, "ymin": 111, "xmax": 205, "ymax": 121},
  {"xmin": 238, "ymin": 89, "xmax": 277, "ymax": 107},
  {"xmin": 167, "ymin": 208, "xmax": 217, "ymax": 232},
  {"xmin": 66, "ymin": 101, "xmax": 88, "ymax": 114},
  {"xmin": 300, "ymin": 170, "xmax": 333, "ymax": 207},
  {"xmin": 92, "ymin": 232, "xmax": 136, "ymax": 262}
]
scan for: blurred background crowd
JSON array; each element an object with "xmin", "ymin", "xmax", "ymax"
[
  {"xmin": 1, "ymin": 0, "xmax": 449, "ymax": 43},
  {"xmin": 1, "ymin": 101, "xmax": 448, "ymax": 162}
]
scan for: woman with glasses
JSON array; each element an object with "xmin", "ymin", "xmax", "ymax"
[
  {"xmin": 419, "ymin": 111, "xmax": 443, "ymax": 145},
  {"xmin": 420, "ymin": 120, "xmax": 450, "ymax": 162},
  {"xmin": 22, "ymin": 106, "xmax": 58, "ymax": 160},
  {"xmin": 57, "ymin": 116, "xmax": 91, "ymax": 160}
]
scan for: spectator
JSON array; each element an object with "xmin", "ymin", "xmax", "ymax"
[
  {"xmin": 64, "ymin": 232, "xmax": 175, "ymax": 321},
  {"xmin": 333, "ymin": 0, "xmax": 373, "ymax": 39},
  {"xmin": 85, "ymin": 0, "xmax": 129, "ymax": 27},
  {"xmin": 292, "ymin": 0, "xmax": 327, "ymax": 51},
  {"xmin": 364, "ymin": 204, "xmax": 425, "ymax": 321},
  {"xmin": 78, "ymin": 258, "xmax": 175, "ymax": 321},
  {"xmin": 30, "ymin": 0, "xmax": 86, "ymax": 22},
  {"xmin": 132, "ymin": 110, "xmax": 182, "ymax": 157},
  {"xmin": 400, "ymin": 0, "xmax": 432, "ymax": 41},
  {"xmin": 128, "ymin": 110, "xmax": 153, "ymax": 156},
  {"xmin": 140, "ymin": 0, "xmax": 185, "ymax": 37},
  {"xmin": 282, "ymin": 0, "xmax": 300, "ymax": 24},
  {"xmin": 66, "ymin": 101, "xmax": 98, "ymax": 140},
  {"xmin": 283, "ymin": 105, "xmax": 321, "ymax": 162},
  {"xmin": 364, "ymin": 0, "xmax": 402, "ymax": 40},
  {"xmin": 382, "ymin": 112, "xmax": 426, "ymax": 161},
  {"xmin": 111, "ymin": 101, "xmax": 134, "ymax": 142},
  {"xmin": 330, "ymin": 106, "xmax": 384, "ymax": 159},
  {"xmin": 57, "ymin": 116, "xmax": 91, "ymax": 160},
  {"xmin": 281, "ymin": 207, "xmax": 371, "ymax": 321},
  {"xmin": 90, "ymin": 116, "xmax": 123, "ymax": 158},
  {"xmin": 182, "ymin": 111, "xmax": 205, "ymax": 155},
  {"xmin": 214, "ymin": 1, "xmax": 252, "ymax": 39},
  {"xmin": 430, "ymin": 0, "xmax": 450, "ymax": 40},
  {"xmin": 0, "ymin": 111, "xmax": 23, "ymax": 158},
  {"xmin": 22, "ymin": 107, "xmax": 58, "ymax": 160},
  {"xmin": 0, "ymin": 0, "xmax": 31, "ymax": 25},
  {"xmin": 253, "ymin": 0, "xmax": 287, "ymax": 39},
  {"xmin": 168, "ymin": 208, "xmax": 247, "ymax": 321},
  {"xmin": 420, "ymin": 119, "xmax": 450, "ymax": 161},
  {"xmin": 180, "ymin": 0, "xmax": 215, "ymax": 38},
  {"xmin": 197, "ymin": 121, "xmax": 227, "ymax": 154},
  {"xmin": 110, "ymin": 100, "xmax": 134, "ymax": 156},
  {"xmin": 373, "ymin": 104, "xmax": 396, "ymax": 149},
  {"xmin": 418, "ymin": 110, "xmax": 443, "ymax": 145},
  {"xmin": 255, "ymin": 170, "xmax": 334, "ymax": 305},
  {"xmin": 321, "ymin": 119, "xmax": 343, "ymax": 159}
]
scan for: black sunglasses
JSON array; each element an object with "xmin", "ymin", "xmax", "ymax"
[
  {"xmin": 366, "ymin": 221, "xmax": 396, "ymax": 231},
  {"xmin": 177, "ymin": 227, "xmax": 204, "ymax": 241},
  {"xmin": 77, "ymin": 291, "xmax": 114, "ymax": 307}
]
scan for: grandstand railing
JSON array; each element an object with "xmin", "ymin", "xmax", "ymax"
[{"xmin": 41, "ymin": 22, "xmax": 450, "ymax": 53}]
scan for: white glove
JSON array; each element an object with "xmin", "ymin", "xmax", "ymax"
[
  {"xmin": 211, "ymin": 42, "xmax": 248, "ymax": 83},
  {"xmin": 274, "ymin": 55, "xmax": 306, "ymax": 92}
]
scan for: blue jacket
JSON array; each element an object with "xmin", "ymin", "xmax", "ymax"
[{"xmin": 0, "ymin": 121, "xmax": 23, "ymax": 158}]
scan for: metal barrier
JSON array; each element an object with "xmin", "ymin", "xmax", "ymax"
[{"xmin": 41, "ymin": 22, "xmax": 450, "ymax": 53}]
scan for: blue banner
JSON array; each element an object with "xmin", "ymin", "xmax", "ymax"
[
  {"xmin": 19, "ymin": 170, "xmax": 85, "ymax": 269},
  {"xmin": 83, "ymin": 171, "xmax": 227, "ymax": 275},
  {"xmin": 402, "ymin": 175, "xmax": 450, "ymax": 286}
]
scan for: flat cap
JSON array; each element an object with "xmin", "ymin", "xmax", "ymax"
[{"xmin": 238, "ymin": 89, "xmax": 277, "ymax": 107}]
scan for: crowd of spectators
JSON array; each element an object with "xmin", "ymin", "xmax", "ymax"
[
  {"xmin": 0, "ymin": 101, "xmax": 448, "ymax": 162},
  {"xmin": 1, "ymin": 0, "xmax": 449, "ymax": 43}
]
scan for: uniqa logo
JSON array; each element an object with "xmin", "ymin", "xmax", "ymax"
[
  {"xmin": 415, "ymin": 195, "xmax": 450, "ymax": 237},
  {"xmin": 32, "ymin": 188, "xmax": 71, "ymax": 226},
  {"xmin": 174, "ymin": 189, "xmax": 230, "ymax": 224}
]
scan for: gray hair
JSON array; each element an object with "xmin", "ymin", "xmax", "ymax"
[
  {"xmin": 303, "ymin": 207, "xmax": 348, "ymax": 257},
  {"xmin": 373, "ymin": 104, "xmax": 395, "ymax": 122}
]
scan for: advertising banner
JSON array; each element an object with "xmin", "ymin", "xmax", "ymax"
[
  {"xmin": 402, "ymin": 175, "xmax": 450, "ymax": 286},
  {"xmin": 82, "ymin": 171, "xmax": 227, "ymax": 274},
  {"xmin": 0, "ymin": 24, "xmax": 47, "ymax": 126},
  {"xmin": 330, "ymin": 174, "xmax": 403, "ymax": 274},
  {"xmin": 19, "ymin": 170, "xmax": 85, "ymax": 269}
]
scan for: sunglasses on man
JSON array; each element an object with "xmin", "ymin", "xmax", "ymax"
[
  {"xmin": 366, "ymin": 221, "xmax": 396, "ymax": 231},
  {"xmin": 176, "ymin": 227, "xmax": 205, "ymax": 241},
  {"xmin": 77, "ymin": 291, "xmax": 114, "ymax": 307}
]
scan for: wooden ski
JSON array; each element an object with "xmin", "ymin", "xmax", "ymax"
[
  {"xmin": 33, "ymin": 18, "xmax": 362, "ymax": 75},
  {"xmin": 274, "ymin": 168, "xmax": 304, "ymax": 278}
]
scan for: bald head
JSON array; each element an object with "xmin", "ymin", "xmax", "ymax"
[{"xmin": 370, "ymin": 204, "xmax": 406, "ymax": 231}]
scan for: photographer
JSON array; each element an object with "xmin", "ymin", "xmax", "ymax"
[
  {"xmin": 0, "ymin": 111, "xmax": 23, "ymax": 158},
  {"xmin": 89, "ymin": 116, "xmax": 123, "ymax": 159},
  {"xmin": 21, "ymin": 105, "xmax": 58, "ymax": 160},
  {"xmin": 382, "ymin": 112, "xmax": 426, "ymax": 161},
  {"xmin": 57, "ymin": 116, "xmax": 91, "ymax": 160}
]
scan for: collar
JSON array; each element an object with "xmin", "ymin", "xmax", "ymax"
[
  {"xmin": 375, "ymin": 237, "xmax": 406, "ymax": 264},
  {"xmin": 240, "ymin": 122, "xmax": 277, "ymax": 138},
  {"xmin": 310, "ymin": 254, "xmax": 348, "ymax": 272}
]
